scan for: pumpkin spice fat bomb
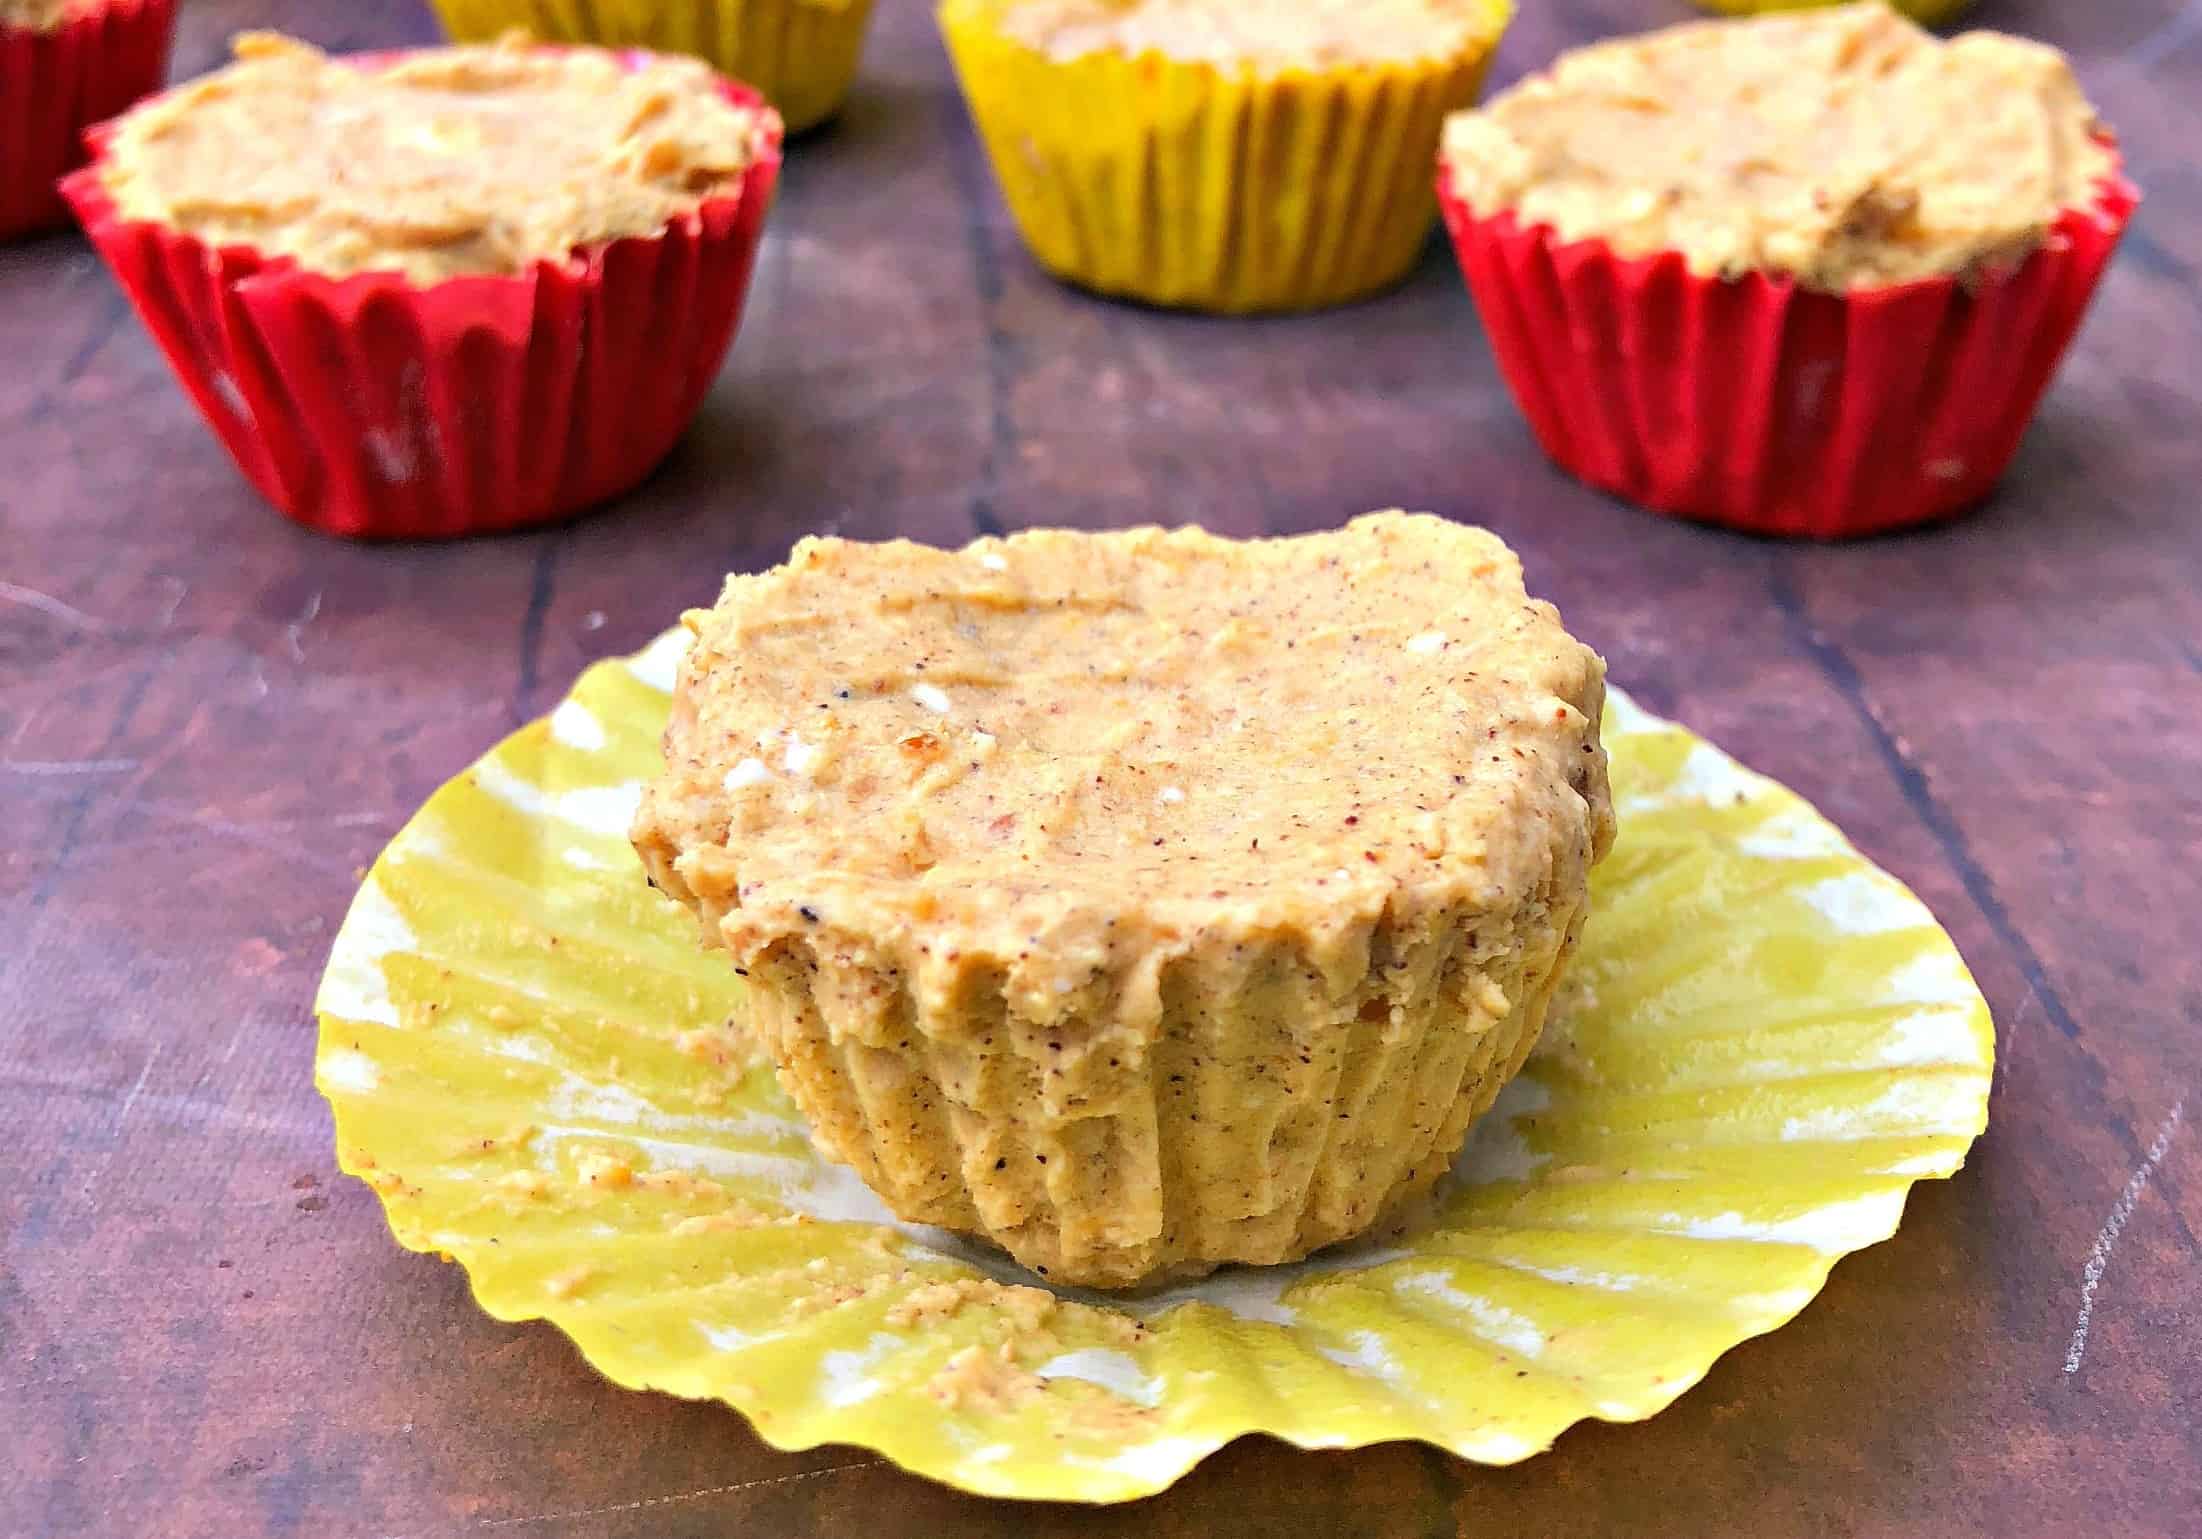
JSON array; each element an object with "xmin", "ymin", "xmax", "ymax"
[
  {"xmin": 67, "ymin": 31, "xmax": 783, "ymax": 539},
  {"xmin": 95, "ymin": 32, "xmax": 771, "ymax": 283},
  {"xmin": 634, "ymin": 514, "xmax": 1615, "ymax": 1287},
  {"xmin": 1440, "ymin": 0, "xmax": 2116, "ymax": 291},
  {"xmin": 0, "ymin": 0, "xmax": 175, "ymax": 240},
  {"xmin": 939, "ymin": 0, "xmax": 1513, "ymax": 312},
  {"xmin": 1, "ymin": 0, "xmax": 85, "ymax": 24},
  {"xmin": 1435, "ymin": 1, "xmax": 2133, "ymax": 538}
]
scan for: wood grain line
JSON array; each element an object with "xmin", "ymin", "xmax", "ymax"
[
  {"xmin": 2111, "ymin": 223, "xmax": 2198, "ymax": 289},
  {"xmin": 938, "ymin": 85, "xmax": 1014, "ymax": 541},
  {"xmin": 510, "ymin": 537, "xmax": 564, "ymax": 727},
  {"xmin": 53, "ymin": 282, "xmax": 129, "ymax": 395},
  {"xmin": 1768, "ymin": 554, "xmax": 2202, "ymax": 1255},
  {"xmin": 15, "ymin": 651, "xmax": 168, "ymax": 917},
  {"xmin": 1764, "ymin": 554, "xmax": 2084, "ymax": 1042},
  {"xmin": 2123, "ymin": 0, "xmax": 2202, "ymax": 74}
]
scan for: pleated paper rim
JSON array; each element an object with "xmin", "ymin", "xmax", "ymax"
[{"xmin": 316, "ymin": 628, "xmax": 1992, "ymax": 1502}]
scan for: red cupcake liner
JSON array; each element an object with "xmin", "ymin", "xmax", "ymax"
[
  {"xmin": 61, "ymin": 50, "xmax": 783, "ymax": 540},
  {"xmin": 1438, "ymin": 154, "xmax": 2139, "ymax": 539},
  {"xmin": 0, "ymin": 0, "xmax": 173, "ymax": 240}
]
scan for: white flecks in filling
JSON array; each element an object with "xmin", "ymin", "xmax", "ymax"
[
  {"xmin": 1407, "ymin": 629, "xmax": 1449, "ymax": 654},
  {"xmin": 724, "ymin": 757, "xmax": 773, "ymax": 791},
  {"xmin": 1158, "ymin": 785, "xmax": 1186, "ymax": 805},
  {"xmin": 783, "ymin": 735, "xmax": 822, "ymax": 777},
  {"xmin": 911, "ymin": 682, "xmax": 952, "ymax": 713},
  {"xmin": 977, "ymin": 552, "xmax": 1008, "ymax": 572}
]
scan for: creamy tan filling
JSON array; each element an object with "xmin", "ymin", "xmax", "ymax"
[
  {"xmin": 636, "ymin": 513, "xmax": 1611, "ymax": 1020},
  {"xmin": 1, "ymin": 0, "xmax": 85, "ymax": 32},
  {"xmin": 1441, "ymin": 1, "xmax": 2115, "ymax": 289},
  {"xmin": 99, "ymin": 32, "xmax": 766, "ymax": 283},
  {"xmin": 993, "ymin": 0, "xmax": 1507, "ymax": 70}
]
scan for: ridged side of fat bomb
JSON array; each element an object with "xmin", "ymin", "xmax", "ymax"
[{"xmin": 742, "ymin": 871, "xmax": 1584, "ymax": 1288}]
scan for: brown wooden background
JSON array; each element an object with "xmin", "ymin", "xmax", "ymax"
[{"xmin": 5, "ymin": 1, "xmax": 2199, "ymax": 1534}]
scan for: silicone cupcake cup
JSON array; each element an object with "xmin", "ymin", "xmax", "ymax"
[
  {"xmin": 941, "ymin": 0, "xmax": 1512, "ymax": 314},
  {"xmin": 62, "ymin": 54, "xmax": 782, "ymax": 541},
  {"xmin": 0, "ymin": 0, "xmax": 174, "ymax": 240},
  {"xmin": 431, "ymin": 0, "xmax": 875, "ymax": 132},
  {"xmin": 1437, "ymin": 154, "xmax": 2137, "ymax": 539}
]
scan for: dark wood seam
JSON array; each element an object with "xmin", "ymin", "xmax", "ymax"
[
  {"xmin": 1765, "ymin": 553, "xmax": 2084, "ymax": 1041},
  {"xmin": 22, "ymin": 284, "xmax": 128, "ymax": 433},
  {"xmin": 18, "ymin": 651, "xmax": 169, "ymax": 920},
  {"xmin": 938, "ymin": 87, "xmax": 1013, "ymax": 541},
  {"xmin": 2112, "ymin": 222, "xmax": 2199, "ymax": 292},
  {"xmin": 1766, "ymin": 553, "xmax": 2199, "ymax": 1248},
  {"xmin": 509, "ymin": 535, "xmax": 563, "ymax": 728}
]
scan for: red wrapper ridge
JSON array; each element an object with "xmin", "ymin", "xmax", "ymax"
[
  {"xmin": 0, "ymin": 0, "xmax": 174, "ymax": 239},
  {"xmin": 62, "ymin": 52, "xmax": 783, "ymax": 540},
  {"xmin": 1438, "ymin": 154, "xmax": 2138, "ymax": 539}
]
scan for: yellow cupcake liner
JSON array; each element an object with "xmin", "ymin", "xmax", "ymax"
[
  {"xmin": 431, "ymin": 0, "xmax": 875, "ymax": 132},
  {"xmin": 1691, "ymin": 0, "xmax": 1973, "ymax": 24},
  {"xmin": 316, "ymin": 628, "xmax": 1993, "ymax": 1503},
  {"xmin": 938, "ymin": 0, "xmax": 1512, "ymax": 313}
]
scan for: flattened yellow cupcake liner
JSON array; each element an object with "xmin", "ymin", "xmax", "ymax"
[
  {"xmin": 938, "ymin": 0, "xmax": 1511, "ymax": 313},
  {"xmin": 316, "ymin": 629, "xmax": 1993, "ymax": 1502},
  {"xmin": 431, "ymin": 0, "xmax": 874, "ymax": 131},
  {"xmin": 1691, "ymin": 0, "xmax": 1973, "ymax": 24}
]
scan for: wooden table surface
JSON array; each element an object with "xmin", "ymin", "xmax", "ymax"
[{"xmin": 6, "ymin": 1, "xmax": 2199, "ymax": 1534}]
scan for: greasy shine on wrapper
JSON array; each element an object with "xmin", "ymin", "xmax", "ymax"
[
  {"xmin": 1437, "ymin": 156, "xmax": 2138, "ymax": 540},
  {"xmin": 941, "ymin": 0, "xmax": 1512, "ymax": 315},
  {"xmin": 0, "ymin": 0, "xmax": 173, "ymax": 240},
  {"xmin": 61, "ymin": 56, "xmax": 782, "ymax": 541},
  {"xmin": 430, "ymin": 0, "xmax": 876, "ymax": 133}
]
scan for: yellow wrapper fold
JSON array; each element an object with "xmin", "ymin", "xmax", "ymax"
[
  {"xmin": 939, "ymin": 0, "xmax": 1511, "ymax": 313},
  {"xmin": 315, "ymin": 631, "xmax": 1995, "ymax": 1502},
  {"xmin": 432, "ymin": 0, "xmax": 874, "ymax": 131}
]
